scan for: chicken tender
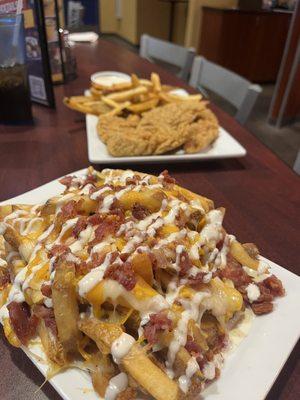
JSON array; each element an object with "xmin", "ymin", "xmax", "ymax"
[{"xmin": 97, "ymin": 101, "xmax": 219, "ymax": 157}]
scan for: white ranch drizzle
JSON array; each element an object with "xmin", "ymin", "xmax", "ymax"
[
  {"xmin": 78, "ymin": 252, "xmax": 121, "ymax": 297},
  {"xmin": 111, "ymin": 332, "xmax": 135, "ymax": 364},
  {"xmin": 178, "ymin": 357, "xmax": 200, "ymax": 394},
  {"xmin": 166, "ymin": 291, "xmax": 209, "ymax": 378},
  {"xmin": 104, "ymin": 372, "xmax": 128, "ymax": 400}
]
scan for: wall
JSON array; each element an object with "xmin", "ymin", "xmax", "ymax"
[
  {"xmin": 172, "ymin": 2, "xmax": 188, "ymax": 45},
  {"xmin": 137, "ymin": 0, "xmax": 171, "ymax": 43},
  {"xmin": 100, "ymin": 0, "xmax": 138, "ymax": 44},
  {"xmin": 184, "ymin": 0, "xmax": 238, "ymax": 50}
]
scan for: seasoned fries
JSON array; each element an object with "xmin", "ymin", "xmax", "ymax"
[
  {"xmin": 0, "ymin": 167, "xmax": 284, "ymax": 399},
  {"xmin": 63, "ymin": 72, "xmax": 220, "ymax": 157}
]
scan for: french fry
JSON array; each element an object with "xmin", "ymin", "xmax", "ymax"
[
  {"xmin": 105, "ymin": 101, "xmax": 131, "ymax": 117},
  {"xmin": 106, "ymin": 86, "xmax": 148, "ymax": 102},
  {"xmin": 52, "ymin": 261, "xmax": 81, "ymax": 356},
  {"xmin": 230, "ymin": 240, "xmax": 259, "ymax": 270},
  {"xmin": 78, "ymin": 319, "xmax": 180, "ymax": 400},
  {"xmin": 151, "ymin": 72, "xmax": 162, "ymax": 92},
  {"xmin": 127, "ymin": 97, "xmax": 159, "ymax": 113}
]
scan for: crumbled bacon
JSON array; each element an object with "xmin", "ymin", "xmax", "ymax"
[
  {"xmin": 159, "ymin": 170, "xmax": 176, "ymax": 184},
  {"xmin": 219, "ymin": 255, "xmax": 251, "ymax": 288},
  {"xmin": 94, "ymin": 219, "xmax": 116, "ymax": 242},
  {"xmin": 185, "ymin": 335, "xmax": 201, "ymax": 357},
  {"xmin": 60, "ymin": 200, "xmax": 81, "ymax": 220},
  {"xmin": 7, "ymin": 302, "xmax": 38, "ymax": 345},
  {"xmin": 261, "ymin": 275, "xmax": 285, "ymax": 297},
  {"xmin": 0, "ymin": 269, "xmax": 10, "ymax": 289},
  {"xmin": 143, "ymin": 312, "xmax": 172, "ymax": 344},
  {"xmin": 84, "ymin": 174, "xmax": 97, "ymax": 185},
  {"xmin": 75, "ymin": 261, "xmax": 90, "ymax": 276},
  {"xmin": 72, "ymin": 217, "xmax": 88, "ymax": 238},
  {"xmin": 132, "ymin": 203, "xmax": 150, "ymax": 220},
  {"xmin": 104, "ymin": 261, "xmax": 136, "ymax": 291},
  {"xmin": 90, "ymin": 215, "xmax": 123, "ymax": 246},
  {"xmin": 41, "ymin": 283, "xmax": 52, "ymax": 298},
  {"xmin": 49, "ymin": 244, "xmax": 70, "ymax": 258},
  {"xmin": 33, "ymin": 304, "xmax": 57, "ymax": 336},
  {"xmin": 88, "ymin": 213, "xmax": 104, "ymax": 225},
  {"xmin": 187, "ymin": 271, "xmax": 206, "ymax": 288},
  {"xmin": 59, "ymin": 175, "xmax": 74, "ymax": 188},
  {"xmin": 125, "ymin": 175, "xmax": 141, "ymax": 185},
  {"xmin": 178, "ymin": 250, "xmax": 192, "ymax": 277},
  {"xmin": 251, "ymin": 302, "xmax": 273, "ymax": 315}
]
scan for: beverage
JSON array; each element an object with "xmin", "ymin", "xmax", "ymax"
[
  {"xmin": 0, "ymin": 14, "xmax": 32, "ymax": 124},
  {"xmin": 0, "ymin": 63, "xmax": 32, "ymax": 123}
]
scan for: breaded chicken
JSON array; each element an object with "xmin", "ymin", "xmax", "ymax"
[{"xmin": 97, "ymin": 101, "xmax": 219, "ymax": 157}]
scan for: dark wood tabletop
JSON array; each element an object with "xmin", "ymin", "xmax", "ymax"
[{"xmin": 0, "ymin": 39, "xmax": 299, "ymax": 400}]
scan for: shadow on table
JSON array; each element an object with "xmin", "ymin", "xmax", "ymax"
[{"xmin": 0, "ymin": 334, "xmax": 62, "ymax": 400}]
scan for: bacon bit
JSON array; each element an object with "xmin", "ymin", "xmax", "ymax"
[
  {"xmin": 88, "ymin": 213, "xmax": 104, "ymax": 225},
  {"xmin": 144, "ymin": 312, "xmax": 172, "ymax": 344},
  {"xmin": 187, "ymin": 271, "xmax": 206, "ymax": 288},
  {"xmin": 60, "ymin": 200, "xmax": 81, "ymax": 220},
  {"xmin": 33, "ymin": 304, "xmax": 57, "ymax": 336},
  {"xmin": 90, "ymin": 215, "xmax": 123, "ymax": 246},
  {"xmin": 261, "ymin": 275, "xmax": 285, "ymax": 297},
  {"xmin": 72, "ymin": 217, "xmax": 88, "ymax": 238},
  {"xmin": 84, "ymin": 174, "xmax": 97, "ymax": 185},
  {"xmin": 59, "ymin": 175, "xmax": 74, "ymax": 188},
  {"xmin": 94, "ymin": 220, "xmax": 116, "ymax": 242},
  {"xmin": 75, "ymin": 261, "xmax": 90, "ymax": 276},
  {"xmin": 104, "ymin": 261, "xmax": 136, "ymax": 291},
  {"xmin": 7, "ymin": 302, "xmax": 38, "ymax": 345},
  {"xmin": 132, "ymin": 203, "xmax": 150, "ymax": 220},
  {"xmin": 219, "ymin": 255, "xmax": 252, "ymax": 288},
  {"xmin": 159, "ymin": 170, "xmax": 176, "ymax": 185},
  {"xmin": 256, "ymin": 282, "xmax": 273, "ymax": 303},
  {"xmin": 49, "ymin": 244, "xmax": 70, "ymax": 258},
  {"xmin": 178, "ymin": 250, "xmax": 192, "ymax": 277},
  {"xmin": 41, "ymin": 283, "xmax": 52, "ymax": 298},
  {"xmin": 185, "ymin": 335, "xmax": 201, "ymax": 357},
  {"xmin": 0, "ymin": 269, "xmax": 10, "ymax": 289},
  {"xmin": 251, "ymin": 302, "xmax": 273, "ymax": 315},
  {"xmin": 125, "ymin": 175, "xmax": 141, "ymax": 185}
]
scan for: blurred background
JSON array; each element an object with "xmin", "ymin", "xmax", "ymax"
[{"xmin": 62, "ymin": 0, "xmax": 300, "ymax": 169}]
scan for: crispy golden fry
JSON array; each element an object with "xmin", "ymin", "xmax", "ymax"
[
  {"xmin": 119, "ymin": 189, "xmax": 166, "ymax": 212},
  {"xmin": 38, "ymin": 319, "xmax": 66, "ymax": 366},
  {"xmin": 126, "ymin": 97, "xmax": 159, "ymax": 113},
  {"xmin": 230, "ymin": 240, "xmax": 260, "ymax": 270},
  {"xmin": 79, "ymin": 319, "xmax": 180, "ymax": 400},
  {"xmin": 105, "ymin": 101, "xmax": 131, "ymax": 117},
  {"xmin": 131, "ymin": 73, "xmax": 140, "ymax": 87},
  {"xmin": 52, "ymin": 261, "xmax": 81, "ymax": 356},
  {"xmin": 151, "ymin": 72, "xmax": 161, "ymax": 92},
  {"xmin": 106, "ymin": 86, "xmax": 148, "ymax": 102}
]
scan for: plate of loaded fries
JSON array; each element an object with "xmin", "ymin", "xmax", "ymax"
[
  {"xmin": 0, "ymin": 167, "xmax": 299, "ymax": 400},
  {"xmin": 64, "ymin": 72, "xmax": 246, "ymax": 163}
]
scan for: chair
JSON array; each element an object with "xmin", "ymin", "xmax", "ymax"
[
  {"xmin": 294, "ymin": 150, "xmax": 300, "ymax": 175},
  {"xmin": 140, "ymin": 34, "xmax": 195, "ymax": 81},
  {"xmin": 189, "ymin": 56, "xmax": 262, "ymax": 125}
]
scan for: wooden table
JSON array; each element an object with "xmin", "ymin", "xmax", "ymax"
[{"xmin": 0, "ymin": 39, "xmax": 299, "ymax": 400}]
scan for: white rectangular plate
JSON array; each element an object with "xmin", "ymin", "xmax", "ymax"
[
  {"xmin": 86, "ymin": 114, "xmax": 246, "ymax": 164},
  {"xmin": 1, "ymin": 169, "xmax": 300, "ymax": 400}
]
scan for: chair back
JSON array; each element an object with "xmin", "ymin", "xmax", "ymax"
[
  {"xmin": 140, "ymin": 34, "xmax": 195, "ymax": 81},
  {"xmin": 189, "ymin": 56, "xmax": 262, "ymax": 124}
]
